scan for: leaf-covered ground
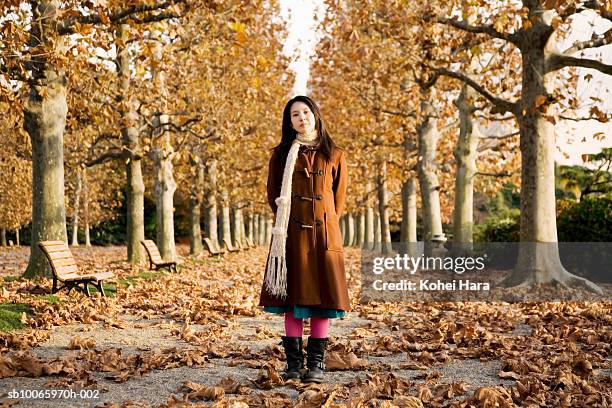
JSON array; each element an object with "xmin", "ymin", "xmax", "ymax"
[{"xmin": 0, "ymin": 245, "xmax": 610, "ymax": 407}]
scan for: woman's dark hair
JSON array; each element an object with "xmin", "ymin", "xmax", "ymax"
[{"xmin": 274, "ymin": 95, "xmax": 336, "ymax": 164}]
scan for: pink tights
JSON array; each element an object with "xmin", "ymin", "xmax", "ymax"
[{"xmin": 284, "ymin": 311, "xmax": 329, "ymax": 338}]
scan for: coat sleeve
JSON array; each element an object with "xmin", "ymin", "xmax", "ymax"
[
  {"xmin": 267, "ymin": 150, "xmax": 281, "ymax": 214},
  {"xmin": 332, "ymin": 150, "xmax": 347, "ymax": 218}
]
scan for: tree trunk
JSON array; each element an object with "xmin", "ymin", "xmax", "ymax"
[
  {"xmin": 373, "ymin": 210, "xmax": 381, "ymax": 251},
  {"xmin": 83, "ymin": 168, "xmax": 91, "ymax": 247},
  {"xmin": 377, "ymin": 161, "xmax": 393, "ymax": 253},
  {"xmin": 1, "ymin": 229, "xmax": 6, "ymax": 247},
  {"xmin": 452, "ymin": 84, "xmax": 479, "ymax": 255},
  {"xmin": 346, "ymin": 214, "xmax": 355, "ymax": 247},
  {"xmin": 245, "ymin": 211, "xmax": 253, "ymax": 243},
  {"xmin": 504, "ymin": 27, "xmax": 601, "ymax": 293},
  {"xmin": 253, "ymin": 214, "xmax": 260, "ymax": 245},
  {"xmin": 23, "ymin": 1, "xmax": 68, "ymax": 278},
  {"xmin": 258, "ymin": 214, "xmax": 266, "ymax": 246},
  {"xmin": 204, "ymin": 159, "xmax": 219, "ymax": 247},
  {"xmin": 117, "ymin": 24, "xmax": 145, "ymax": 264},
  {"xmin": 356, "ymin": 211, "xmax": 365, "ymax": 247},
  {"xmin": 265, "ymin": 217, "xmax": 273, "ymax": 245},
  {"xmin": 417, "ymin": 96, "xmax": 445, "ymax": 256},
  {"xmin": 71, "ymin": 168, "xmax": 83, "ymax": 247},
  {"xmin": 364, "ymin": 207, "xmax": 374, "ymax": 250},
  {"xmin": 15, "ymin": 229, "xmax": 20, "ymax": 246},
  {"xmin": 231, "ymin": 206, "xmax": 242, "ymax": 249},
  {"xmin": 151, "ymin": 37, "xmax": 176, "ymax": 262},
  {"xmin": 189, "ymin": 157, "xmax": 204, "ymax": 255},
  {"xmin": 401, "ymin": 179, "xmax": 418, "ymax": 256},
  {"xmin": 152, "ymin": 123, "xmax": 177, "ymax": 261},
  {"xmin": 219, "ymin": 188, "xmax": 232, "ymax": 250}
]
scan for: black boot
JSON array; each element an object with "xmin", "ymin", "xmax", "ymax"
[
  {"xmin": 281, "ymin": 336, "xmax": 304, "ymax": 380},
  {"xmin": 302, "ymin": 337, "xmax": 328, "ymax": 383}
]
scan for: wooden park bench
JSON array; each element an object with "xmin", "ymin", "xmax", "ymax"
[
  {"xmin": 245, "ymin": 237, "xmax": 256, "ymax": 248},
  {"xmin": 223, "ymin": 238, "xmax": 240, "ymax": 253},
  {"xmin": 38, "ymin": 241, "xmax": 114, "ymax": 297},
  {"xmin": 203, "ymin": 238, "xmax": 225, "ymax": 256},
  {"xmin": 140, "ymin": 240, "xmax": 178, "ymax": 272}
]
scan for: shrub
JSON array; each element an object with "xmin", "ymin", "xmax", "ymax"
[
  {"xmin": 557, "ymin": 196, "xmax": 612, "ymax": 242},
  {"xmin": 474, "ymin": 209, "xmax": 520, "ymax": 242}
]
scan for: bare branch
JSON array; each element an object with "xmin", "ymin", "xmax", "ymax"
[
  {"xmin": 481, "ymin": 131, "xmax": 519, "ymax": 140},
  {"xmin": 547, "ymin": 54, "xmax": 612, "ymax": 75},
  {"xmin": 381, "ymin": 109, "xmax": 416, "ymax": 118},
  {"xmin": 129, "ymin": 11, "xmax": 181, "ymax": 24},
  {"xmin": 563, "ymin": 28, "xmax": 612, "ymax": 54},
  {"xmin": 85, "ymin": 149, "xmax": 124, "ymax": 167},
  {"xmin": 433, "ymin": 68, "xmax": 518, "ymax": 115},
  {"xmin": 476, "ymin": 171, "xmax": 512, "ymax": 177},
  {"xmin": 58, "ymin": 1, "xmax": 186, "ymax": 35},
  {"xmin": 476, "ymin": 113, "xmax": 515, "ymax": 122},
  {"xmin": 427, "ymin": 16, "xmax": 518, "ymax": 45},
  {"xmin": 559, "ymin": 114, "xmax": 606, "ymax": 122}
]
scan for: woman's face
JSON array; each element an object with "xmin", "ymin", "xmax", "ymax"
[{"xmin": 290, "ymin": 101, "xmax": 316, "ymax": 134}]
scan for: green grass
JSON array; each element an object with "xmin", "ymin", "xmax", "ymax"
[
  {"xmin": 0, "ymin": 303, "xmax": 33, "ymax": 332},
  {"xmin": 88, "ymin": 282, "xmax": 118, "ymax": 297},
  {"xmin": 116, "ymin": 270, "xmax": 166, "ymax": 288},
  {"xmin": 35, "ymin": 294, "xmax": 63, "ymax": 305},
  {"xmin": 2, "ymin": 276, "xmax": 22, "ymax": 283}
]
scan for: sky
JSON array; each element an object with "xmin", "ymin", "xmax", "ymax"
[{"xmin": 277, "ymin": 1, "xmax": 610, "ymax": 166}]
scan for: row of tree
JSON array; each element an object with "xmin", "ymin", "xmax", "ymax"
[
  {"xmin": 308, "ymin": 0, "xmax": 610, "ymax": 292},
  {"xmin": 1, "ymin": 0, "xmax": 609, "ymax": 293},
  {"xmin": 1, "ymin": 0, "xmax": 292, "ymax": 276}
]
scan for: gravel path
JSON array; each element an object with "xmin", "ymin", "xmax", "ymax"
[{"xmin": 1, "ymin": 245, "xmax": 609, "ymax": 407}]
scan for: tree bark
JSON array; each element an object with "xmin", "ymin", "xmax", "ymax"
[
  {"xmin": 245, "ymin": 211, "xmax": 253, "ymax": 243},
  {"xmin": 151, "ymin": 35, "xmax": 176, "ymax": 262},
  {"xmin": 373, "ymin": 209, "xmax": 381, "ymax": 252},
  {"xmin": 377, "ymin": 161, "xmax": 393, "ymax": 253},
  {"xmin": 346, "ymin": 214, "xmax": 355, "ymax": 247},
  {"xmin": 1, "ymin": 229, "xmax": 6, "ymax": 247},
  {"xmin": 152, "ymin": 116, "xmax": 177, "ymax": 262},
  {"xmin": 356, "ymin": 211, "xmax": 365, "ymax": 247},
  {"xmin": 417, "ymin": 95, "xmax": 445, "ymax": 256},
  {"xmin": 15, "ymin": 229, "xmax": 20, "ymax": 246},
  {"xmin": 189, "ymin": 156, "xmax": 204, "ymax": 255},
  {"xmin": 23, "ymin": 1, "xmax": 68, "ymax": 278},
  {"xmin": 117, "ymin": 24, "xmax": 145, "ymax": 264},
  {"xmin": 253, "ymin": 213, "xmax": 260, "ymax": 245},
  {"xmin": 71, "ymin": 168, "xmax": 83, "ymax": 247},
  {"xmin": 231, "ymin": 206, "xmax": 242, "ymax": 249},
  {"xmin": 452, "ymin": 84, "xmax": 479, "ymax": 255},
  {"xmin": 204, "ymin": 159, "xmax": 219, "ymax": 247},
  {"xmin": 265, "ymin": 217, "xmax": 273, "ymax": 245},
  {"xmin": 401, "ymin": 179, "xmax": 418, "ymax": 256},
  {"xmin": 364, "ymin": 207, "xmax": 374, "ymax": 250},
  {"xmin": 83, "ymin": 168, "xmax": 91, "ymax": 247},
  {"xmin": 258, "ymin": 214, "xmax": 266, "ymax": 245},
  {"xmin": 219, "ymin": 188, "xmax": 232, "ymax": 249}
]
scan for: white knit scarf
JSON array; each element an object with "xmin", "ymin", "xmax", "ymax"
[{"xmin": 264, "ymin": 129, "xmax": 319, "ymax": 298}]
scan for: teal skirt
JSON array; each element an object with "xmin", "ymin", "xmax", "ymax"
[{"xmin": 263, "ymin": 305, "xmax": 346, "ymax": 319}]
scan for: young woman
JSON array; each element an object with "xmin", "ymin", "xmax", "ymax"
[{"xmin": 259, "ymin": 95, "xmax": 350, "ymax": 384}]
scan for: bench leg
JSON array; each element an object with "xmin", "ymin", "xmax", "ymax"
[{"xmin": 96, "ymin": 281, "xmax": 106, "ymax": 297}]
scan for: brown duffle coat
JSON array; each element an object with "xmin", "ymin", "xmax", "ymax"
[{"xmin": 258, "ymin": 144, "xmax": 350, "ymax": 311}]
